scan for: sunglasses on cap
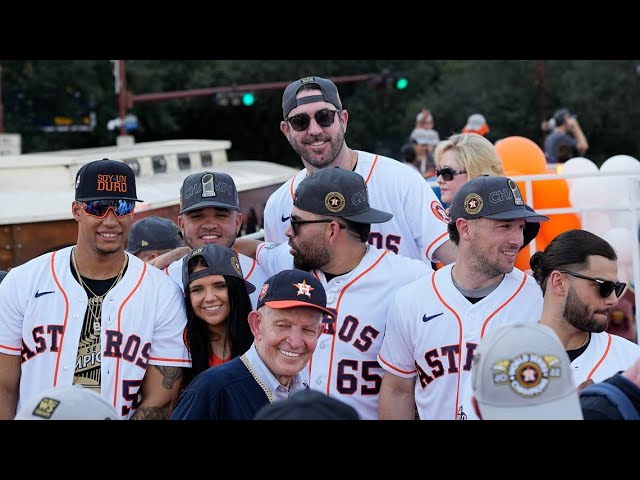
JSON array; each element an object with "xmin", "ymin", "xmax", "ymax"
[
  {"xmin": 436, "ymin": 167, "xmax": 467, "ymax": 181},
  {"xmin": 286, "ymin": 109, "xmax": 341, "ymax": 132},
  {"xmin": 79, "ymin": 199, "xmax": 136, "ymax": 219},
  {"xmin": 558, "ymin": 270, "xmax": 626, "ymax": 298}
]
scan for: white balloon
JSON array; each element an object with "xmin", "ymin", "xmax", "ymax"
[
  {"xmin": 582, "ymin": 211, "xmax": 612, "ymax": 237},
  {"xmin": 562, "ymin": 157, "xmax": 598, "ymax": 187},
  {"xmin": 569, "ymin": 177, "xmax": 617, "ymax": 209},
  {"xmin": 600, "ymin": 154, "xmax": 640, "ymax": 173},
  {"xmin": 603, "ymin": 227, "xmax": 634, "ymax": 266}
]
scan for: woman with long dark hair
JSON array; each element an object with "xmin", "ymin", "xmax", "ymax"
[{"xmin": 182, "ymin": 244, "xmax": 255, "ymax": 386}]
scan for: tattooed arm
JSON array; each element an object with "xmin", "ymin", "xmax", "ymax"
[{"xmin": 131, "ymin": 365, "xmax": 185, "ymax": 420}]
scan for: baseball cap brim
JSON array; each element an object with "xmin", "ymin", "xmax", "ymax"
[
  {"xmin": 264, "ymin": 300, "xmax": 334, "ymax": 316},
  {"xmin": 477, "ymin": 392, "xmax": 583, "ymax": 420},
  {"xmin": 482, "ymin": 209, "xmax": 549, "ymax": 223},
  {"xmin": 244, "ymin": 281, "xmax": 257, "ymax": 294},
  {"xmin": 342, "ymin": 208, "xmax": 393, "ymax": 224},
  {"xmin": 180, "ymin": 200, "xmax": 241, "ymax": 214}
]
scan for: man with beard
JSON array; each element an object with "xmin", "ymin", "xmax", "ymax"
[
  {"xmin": 262, "ymin": 76, "xmax": 455, "ymax": 267},
  {"xmin": 531, "ymin": 229, "xmax": 640, "ymax": 387},
  {"xmin": 253, "ymin": 166, "xmax": 432, "ymax": 419},
  {"xmin": 377, "ymin": 176, "xmax": 548, "ymax": 420},
  {"xmin": 152, "ymin": 171, "xmax": 267, "ymax": 309}
]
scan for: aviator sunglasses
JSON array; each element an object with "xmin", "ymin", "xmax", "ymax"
[
  {"xmin": 286, "ymin": 109, "xmax": 341, "ymax": 132},
  {"xmin": 79, "ymin": 199, "xmax": 136, "ymax": 219},
  {"xmin": 558, "ymin": 270, "xmax": 626, "ymax": 298},
  {"xmin": 435, "ymin": 167, "xmax": 467, "ymax": 181}
]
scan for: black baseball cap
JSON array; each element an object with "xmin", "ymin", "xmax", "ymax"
[
  {"xmin": 256, "ymin": 269, "xmax": 332, "ymax": 316},
  {"xmin": 179, "ymin": 171, "xmax": 240, "ymax": 214},
  {"xmin": 182, "ymin": 244, "xmax": 255, "ymax": 293},
  {"xmin": 75, "ymin": 158, "xmax": 141, "ymax": 202},
  {"xmin": 282, "ymin": 76, "xmax": 343, "ymax": 119},
  {"xmin": 294, "ymin": 166, "xmax": 392, "ymax": 224},
  {"xmin": 253, "ymin": 388, "xmax": 360, "ymax": 420},
  {"xmin": 449, "ymin": 176, "xmax": 549, "ymax": 223},
  {"xmin": 126, "ymin": 216, "xmax": 185, "ymax": 254}
]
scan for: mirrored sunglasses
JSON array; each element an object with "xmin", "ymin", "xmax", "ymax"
[
  {"xmin": 80, "ymin": 199, "xmax": 135, "ymax": 219},
  {"xmin": 286, "ymin": 109, "xmax": 340, "ymax": 132}
]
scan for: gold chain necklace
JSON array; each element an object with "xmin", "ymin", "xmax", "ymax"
[
  {"xmin": 71, "ymin": 248, "xmax": 127, "ymax": 334},
  {"xmin": 240, "ymin": 354, "xmax": 274, "ymax": 403}
]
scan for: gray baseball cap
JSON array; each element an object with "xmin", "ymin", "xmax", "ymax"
[
  {"xmin": 472, "ymin": 323, "xmax": 583, "ymax": 420},
  {"xmin": 182, "ymin": 244, "xmax": 255, "ymax": 294},
  {"xmin": 282, "ymin": 76, "xmax": 343, "ymax": 119},
  {"xmin": 449, "ymin": 176, "xmax": 548, "ymax": 223},
  {"xmin": 127, "ymin": 216, "xmax": 184, "ymax": 254},
  {"xmin": 294, "ymin": 166, "xmax": 392, "ymax": 224},
  {"xmin": 179, "ymin": 171, "xmax": 240, "ymax": 214}
]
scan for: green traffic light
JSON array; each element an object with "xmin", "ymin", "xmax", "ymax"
[
  {"xmin": 395, "ymin": 77, "xmax": 408, "ymax": 90},
  {"xmin": 242, "ymin": 92, "xmax": 255, "ymax": 106}
]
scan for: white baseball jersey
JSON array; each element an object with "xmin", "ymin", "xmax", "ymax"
[
  {"xmin": 0, "ymin": 246, "xmax": 190, "ymax": 419},
  {"xmin": 257, "ymin": 241, "xmax": 432, "ymax": 419},
  {"xmin": 378, "ymin": 264, "xmax": 543, "ymax": 420},
  {"xmin": 166, "ymin": 251, "xmax": 267, "ymax": 310},
  {"xmin": 262, "ymin": 151, "xmax": 450, "ymax": 264},
  {"xmin": 571, "ymin": 332, "xmax": 640, "ymax": 384}
]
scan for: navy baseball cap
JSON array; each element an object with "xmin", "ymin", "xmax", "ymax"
[
  {"xmin": 127, "ymin": 216, "xmax": 185, "ymax": 254},
  {"xmin": 256, "ymin": 269, "xmax": 332, "ymax": 316},
  {"xmin": 253, "ymin": 389, "xmax": 360, "ymax": 420},
  {"xmin": 179, "ymin": 171, "xmax": 240, "ymax": 214},
  {"xmin": 75, "ymin": 158, "xmax": 141, "ymax": 202},
  {"xmin": 449, "ymin": 176, "xmax": 549, "ymax": 223},
  {"xmin": 282, "ymin": 76, "xmax": 343, "ymax": 119},
  {"xmin": 182, "ymin": 244, "xmax": 255, "ymax": 294},
  {"xmin": 294, "ymin": 167, "xmax": 392, "ymax": 224}
]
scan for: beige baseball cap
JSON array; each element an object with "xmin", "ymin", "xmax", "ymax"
[{"xmin": 14, "ymin": 385, "xmax": 119, "ymax": 420}]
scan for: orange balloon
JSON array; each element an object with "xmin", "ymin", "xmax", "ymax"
[{"xmin": 496, "ymin": 136, "xmax": 547, "ymax": 175}]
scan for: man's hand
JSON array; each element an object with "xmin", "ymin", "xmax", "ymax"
[{"xmin": 148, "ymin": 246, "xmax": 191, "ymax": 270}]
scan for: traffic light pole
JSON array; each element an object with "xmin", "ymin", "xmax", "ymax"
[{"xmin": 123, "ymin": 72, "xmax": 378, "ymax": 108}]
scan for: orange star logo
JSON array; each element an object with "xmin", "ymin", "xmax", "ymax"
[{"xmin": 294, "ymin": 280, "xmax": 314, "ymax": 298}]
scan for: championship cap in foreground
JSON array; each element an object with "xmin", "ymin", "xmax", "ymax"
[
  {"xmin": 449, "ymin": 175, "xmax": 548, "ymax": 223},
  {"xmin": 179, "ymin": 171, "xmax": 240, "ymax": 214},
  {"xmin": 256, "ymin": 269, "xmax": 332, "ymax": 316},
  {"xmin": 14, "ymin": 385, "xmax": 119, "ymax": 420},
  {"xmin": 75, "ymin": 158, "xmax": 141, "ymax": 202},
  {"xmin": 282, "ymin": 76, "xmax": 342, "ymax": 119},
  {"xmin": 472, "ymin": 323, "xmax": 583, "ymax": 420},
  {"xmin": 182, "ymin": 244, "xmax": 255, "ymax": 293},
  {"xmin": 294, "ymin": 166, "xmax": 393, "ymax": 224}
]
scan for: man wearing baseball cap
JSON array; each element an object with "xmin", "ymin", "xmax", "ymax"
[
  {"xmin": 171, "ymin": 269, "xmax": 330, "ymax": 420},
  {"xmin": 379, "ymin": 175, "xmax": 549, "ymax": 420},
  {"xmin": 150, "ymin": 171, "xmax": 268, "ymax": 309},
  {"xmin": 0, "ymin": 158, "xmax": 190, "ymax": 420},
  {"xmin": 240, "ymin": 166, "xmax": 433, "ymax": 419},
  {"xmin": 127, "ymin": 216, "xmax": 185, "ymax": 262},
  {"xmin": 262, "ymin": 75, "xmax": 456, "ymax": 267}
]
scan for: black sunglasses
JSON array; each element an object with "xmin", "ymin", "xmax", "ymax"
[
  {"xmin": 558, "ymin": 270, "xmax": 626, "ymax": 298},
  {"xmin": 436, "ymin": 167, "xmax": 467, "ymax": 181},
  {"xmin": 286, "ymin": 109, "xmax": 341, "ymax": 132},
  {"xmin": 289, "ymin": 218, "xmax": 346, "ymax": 235}
]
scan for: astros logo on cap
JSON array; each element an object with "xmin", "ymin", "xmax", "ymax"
[
  {"xmin": 258, "ymin": 284, "xmax": 269, "ymax": 301},
  {"xmin": 231, "ymin": 256, "xmax": 242, "ymax": 276},
  {"xmin": 464, "ymin": 193, "xmax": 483, "ymax": 215},
  {"xmin": 294, "ymin": 279, "xmax": 314, "ymax": 298},
  {"xmin": 491, "ymin": 353, "xmax": 561, "ymax": 397},
  {"xmin": 325, "ymin": 192, "xmax": 345, "ymax": 213}
]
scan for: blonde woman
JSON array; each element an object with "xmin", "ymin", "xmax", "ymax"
[{"xmin": 434, "ymin": 132, "xmax": 539, "ymax": 250}]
